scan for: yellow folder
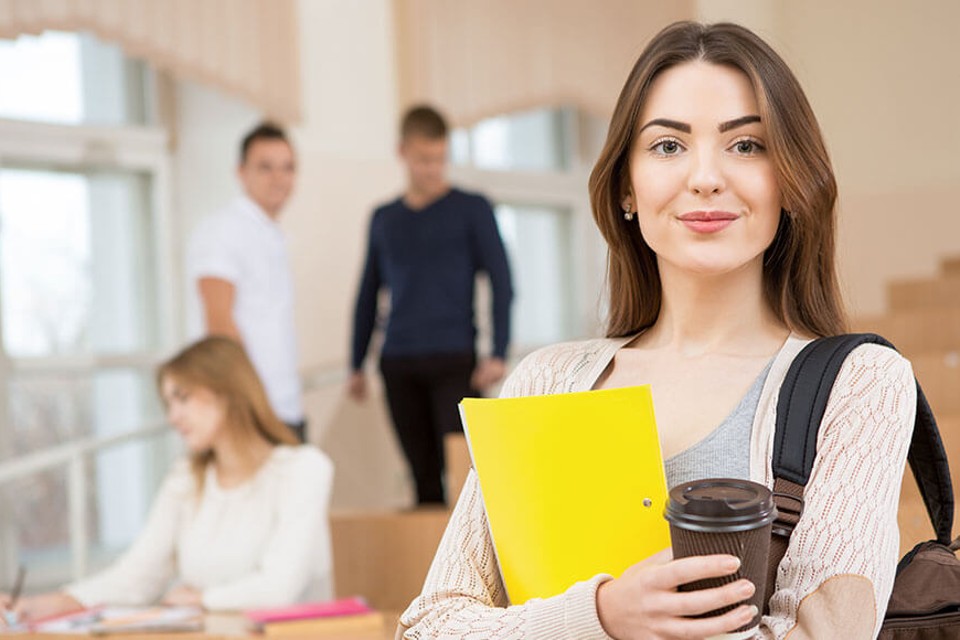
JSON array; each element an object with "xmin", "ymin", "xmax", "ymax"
[{"xmin": 460, "ymin": 386, "xmax": 670, "ymax": 604}]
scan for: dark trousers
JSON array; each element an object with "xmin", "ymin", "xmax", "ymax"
[{"xmin": 380, "ymin": 352, "xmax": 478, "ymax": 506}]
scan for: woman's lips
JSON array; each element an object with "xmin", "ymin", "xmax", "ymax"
[{"xmin": 678, "ymin": 211, "xmax": 739, "ymax": 233}]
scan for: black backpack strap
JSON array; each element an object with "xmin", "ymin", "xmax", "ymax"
[
  {"xmin": 909, "ymin": 384, "xmax": 954, "ymax": 544},
  {"xmin": 764, "ymin": 333, "xmax": 955, "ymax": 609}
]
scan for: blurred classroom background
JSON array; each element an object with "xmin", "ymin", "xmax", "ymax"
[{"xmin": 0, "ymin": 0, "xmax": 957, "ymax": 611}]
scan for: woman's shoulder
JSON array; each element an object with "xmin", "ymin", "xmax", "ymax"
[
  {"xmin": 265, "ymin": 445, "xmax": 334, "ymax": 482},
  {"xmin": 500, "ymin": 337, "xmax": 629, "ymax": 398},
  {"xmin": 160, "ymin": 458, "xmax": 199, "ymax": 496},
  {"xmin": 772, "ymin": 334, "xmax": 914, "ymax": 394},
  {"xmin": 833, "ymin": 342, "xmax": 915, "ymax": 396},
  {"xmin": 780, "ymin": 340, "xmax": 917, "ymax": 444}
]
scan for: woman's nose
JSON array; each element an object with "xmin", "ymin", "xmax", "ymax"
[{"xmin": 688, "ymin": 149, "xmax": 725, "ymax": 195}]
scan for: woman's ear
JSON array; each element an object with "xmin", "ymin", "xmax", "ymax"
[{"xmin": 621, "ymin": 183, "xmax": 634, "ymax": 209}]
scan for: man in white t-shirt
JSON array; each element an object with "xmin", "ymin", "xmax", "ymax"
[{"xmin": 186, "ymin": 122, "xmax": 305, "ymax": 440}]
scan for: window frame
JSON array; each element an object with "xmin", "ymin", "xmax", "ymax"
[
  {"xmin": 448, "ymin": 107, "xmax": 607, "ymax": 354},
  {"xmin": 0, "ymin": 115, "xmax": 177, "ymax": 584}
]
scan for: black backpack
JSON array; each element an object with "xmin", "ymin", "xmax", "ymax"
[{"xmin": 766, "ymin": 333, "xmax": 960, "ymax": 638}]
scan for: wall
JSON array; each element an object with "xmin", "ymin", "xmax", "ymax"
[
  {"xmin": 698, "ymin": 0, "xmax": 960, "ymax": 315},
  {"xmin": 781, "ymin": 1, "xmax": 960, "ymax": 316}
]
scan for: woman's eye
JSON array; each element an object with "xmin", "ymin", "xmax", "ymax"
[
  {"xmin": 733, "ymin": 139, "xmax": 764, "ymax": 155},
  {"xmin": 652, "ymin": 139, "xmax": 681, "ymax": 155}
]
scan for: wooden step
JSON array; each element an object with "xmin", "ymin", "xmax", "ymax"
[
  {"xmin": 898, "ymin": 415, "xmax": 960, "ymax": 554},
  {"xmin": 853, "ymin": 308, "xmax": 960, "ymax": 356},
  {"xmin": 888, "ymin": 275, "xmax": 960, "ymax": 312},
  {"xmin": 911, "ymin": 353, "xmax": 960, "ymax": 416},
  {"xmin": 942, "ymin": 256, "xmax": 960, "ymax": 277},
  {"xmin": 331, "ymin": 508, "xmax": 450, "ymax": 610}
]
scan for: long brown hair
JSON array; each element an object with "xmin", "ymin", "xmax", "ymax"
[
  {"xmin": 589, "ymin": 21, "xmax": 847, "ymax": 338},
  {"xmin": 157, "ymin": 336, "xmax": 299, "ymax": 491}
]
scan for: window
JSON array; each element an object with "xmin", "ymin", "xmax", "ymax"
[
  {"xmin": 0, "ymin": 168, "xmax": 158, "ymax": 356},
  {"xmin": 451, "ymin": 107, "xmax": 569, "ymax": 171},
  {"xmin": 0, "ymin": 31, "xmax": 151, "ymax": 126},
  {"xmin": 0, "ymin": 31, "xmax": 172, "ymax": 589},
  {"xmin": 451, "ymin": 107, "xmax": 608, "ymax": 353},
  {"xmin": 495, "ymin": 204, "xmax": 575, "ymax": 346}
]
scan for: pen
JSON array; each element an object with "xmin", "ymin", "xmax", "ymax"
[
  {"xmin": 3, "ymin": 566, "xmax": 25, "ymax": 627},
  {"xmin": 9, "ymin": 566, "xmax": 25, "ymax": 608}
]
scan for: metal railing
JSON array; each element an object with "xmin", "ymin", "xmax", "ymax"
[{"xmin": 0, "ymin": 363, "xmax": 347, "ymax": 581}]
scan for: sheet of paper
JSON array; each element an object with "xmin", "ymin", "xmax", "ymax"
[{"xmin": 30, "ymin": 605, "xmax": 203, "ymax": 635}]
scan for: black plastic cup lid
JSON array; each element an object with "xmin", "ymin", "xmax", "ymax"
[{"xmin": 664, "ymin": 478, "xmax": 777, "ymax": 533}]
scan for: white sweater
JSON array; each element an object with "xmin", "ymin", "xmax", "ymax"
[
  {"xmin": 67, "ymin": 445, "xmax": 334, "ymax": 611},
  {"xmin": 399, "ymin": 334, "xmax": 916, "ymax": 639}
]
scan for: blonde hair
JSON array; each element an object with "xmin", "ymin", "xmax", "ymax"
[
  {"xmin": 589, "ymin": 21, "xmax": 847, "ymax": 338},
  {"xmin": 157, "ymin": 336, "xmax": 299, "ymax": 492}
]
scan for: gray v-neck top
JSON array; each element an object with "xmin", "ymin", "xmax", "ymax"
[{"xmin": 663, "ymin": 360, "xmax": 773, "ymax": 490}]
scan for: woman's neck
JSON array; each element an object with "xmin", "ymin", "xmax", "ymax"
[
  {"xmin": 211, "ymin": 434, "xmax": 274, "ymax": 489},
  {"xmin": 637, "ymin": 260, "xmax": 789, "ymax": 357}
]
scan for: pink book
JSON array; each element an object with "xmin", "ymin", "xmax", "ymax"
[{"xmin": 245, "ymin": 596, "xmax": 372, "ymax": 625}]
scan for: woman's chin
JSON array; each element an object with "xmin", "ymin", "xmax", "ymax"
[{"xmin": 182, "ymin": 437, "xmax": 213, "ymax": 454}]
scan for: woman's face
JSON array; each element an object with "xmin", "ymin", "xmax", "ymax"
[
  {"xmin": 626, "ymin": 60, "xmax": 782, "ymax": 279},
  {"xmin": 160, "ymin": 376, "xmax": 228, "ymax": 453}
]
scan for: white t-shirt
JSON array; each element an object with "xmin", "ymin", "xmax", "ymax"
[
  {"xmin": 67, "ymin": 445, "xmax": 334, "ymax": 611},
  {"xmin": 187, "ymin": 197, "xmax": 303, "ymax": 423}
]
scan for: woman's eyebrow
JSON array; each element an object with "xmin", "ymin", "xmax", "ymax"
[
  {"xmin": 719, "ymin": 115, "xmax": 761, "ymax": 132},
  {"xmin": 638, "ymin": 118, "xmax": 691, "ymax": 134},
  {"xmin": 638, "ymin": 115, "xmax": 761, "ymax": 135}
]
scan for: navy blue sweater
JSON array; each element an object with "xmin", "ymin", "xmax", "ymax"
[{"xmin": 351, "ymin": 188, "xmax": 513, "ymax": 370}]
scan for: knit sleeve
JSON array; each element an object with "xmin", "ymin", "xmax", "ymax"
[
  {"xmin": 760, "ymin": 344, "xmax": 916, "ymax": 639},
  {"xmin": 64, "ymin": 462, "xmax": 192, "ymax": 607}
]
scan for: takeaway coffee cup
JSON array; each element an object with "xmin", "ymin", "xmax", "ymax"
[{"xmin": 664, "ymin": 478, "xmax": 777, "ymax": 640}]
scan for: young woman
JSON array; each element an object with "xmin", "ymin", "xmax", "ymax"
[
  {"xmin": 398, "ymin": 22, "xmax": 914, "ymax": 640},
  {"xmin": 1, "ymin": 336, "xmax": 334, "ymax": 623}
]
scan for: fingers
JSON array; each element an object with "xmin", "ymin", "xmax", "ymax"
[
  {"xmin": 650, "ymin": 554, "xmax": 741, "ymax": 590},
  {"xmin": 347, "ymin": 375, "xmax": 367, "ymax": 401},
  {"xmin": 663, "ymin": 603, "xmax": 758, "ymax": 639},
  {"xmin": 665, "ymin": 578, "xmax": 755, "ymax": 616}
]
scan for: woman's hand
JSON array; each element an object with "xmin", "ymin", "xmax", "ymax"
[
  {"xmin": 596, "ymin": 549, "xmax": 757, "ymax": 640},
  {"xmin": 0, "ymin": 591, "xmax": 84, "ymax": 626},
  {"xmin": 0, "ymin": 592, "xmax": 12, "ymax": 628},
  {"xmin": 161, "ymin": 585, "xmax": 203, "ymax": 607}
]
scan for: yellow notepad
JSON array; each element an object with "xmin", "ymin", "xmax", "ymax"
[{"xmin": 460, "ymin": 386, "xmax": 670, "ymax": 604}]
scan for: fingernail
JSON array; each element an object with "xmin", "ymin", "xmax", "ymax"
[
  {"xmin": 740, "ymin": 580, "xmax": 755, "ymax": 596},
  {"xmin": 745, "ymin": 605, "xmax": 759, "ymax": 618},
  {"xmin": 725, "ymin": 557, "xmax": 741, "ymax": 571}
]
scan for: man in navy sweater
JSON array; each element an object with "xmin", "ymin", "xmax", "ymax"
[{"xmin": 349, "ymin": 105, "xmax": 513, "ymax": 506}]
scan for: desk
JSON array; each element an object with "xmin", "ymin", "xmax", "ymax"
[{"xmin": 16, "ymin": 612, "xmax": 398, "ymax": 640}]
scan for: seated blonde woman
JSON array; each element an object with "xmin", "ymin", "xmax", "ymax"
[{"xmin": 1, "ymin": 336, "xmax": 334, "ymax": 623}]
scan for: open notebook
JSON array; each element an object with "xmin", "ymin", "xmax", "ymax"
[
  {"xmin": 460, "ymin": 385, "xmax": 670, "ymax": 604},
  {"xmin": 28, "ymin": 606, "xmax": 203, "ymax": 635}
]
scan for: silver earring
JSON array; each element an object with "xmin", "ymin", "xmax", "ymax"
[{"xmin": 623, "ymin": 211, "xmax": 635, "ymax": 221}]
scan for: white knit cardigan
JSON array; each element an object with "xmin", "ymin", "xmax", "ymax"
[{"xmin": 399, "ymin": 334, "xmax": 916, "ymax": 639}]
